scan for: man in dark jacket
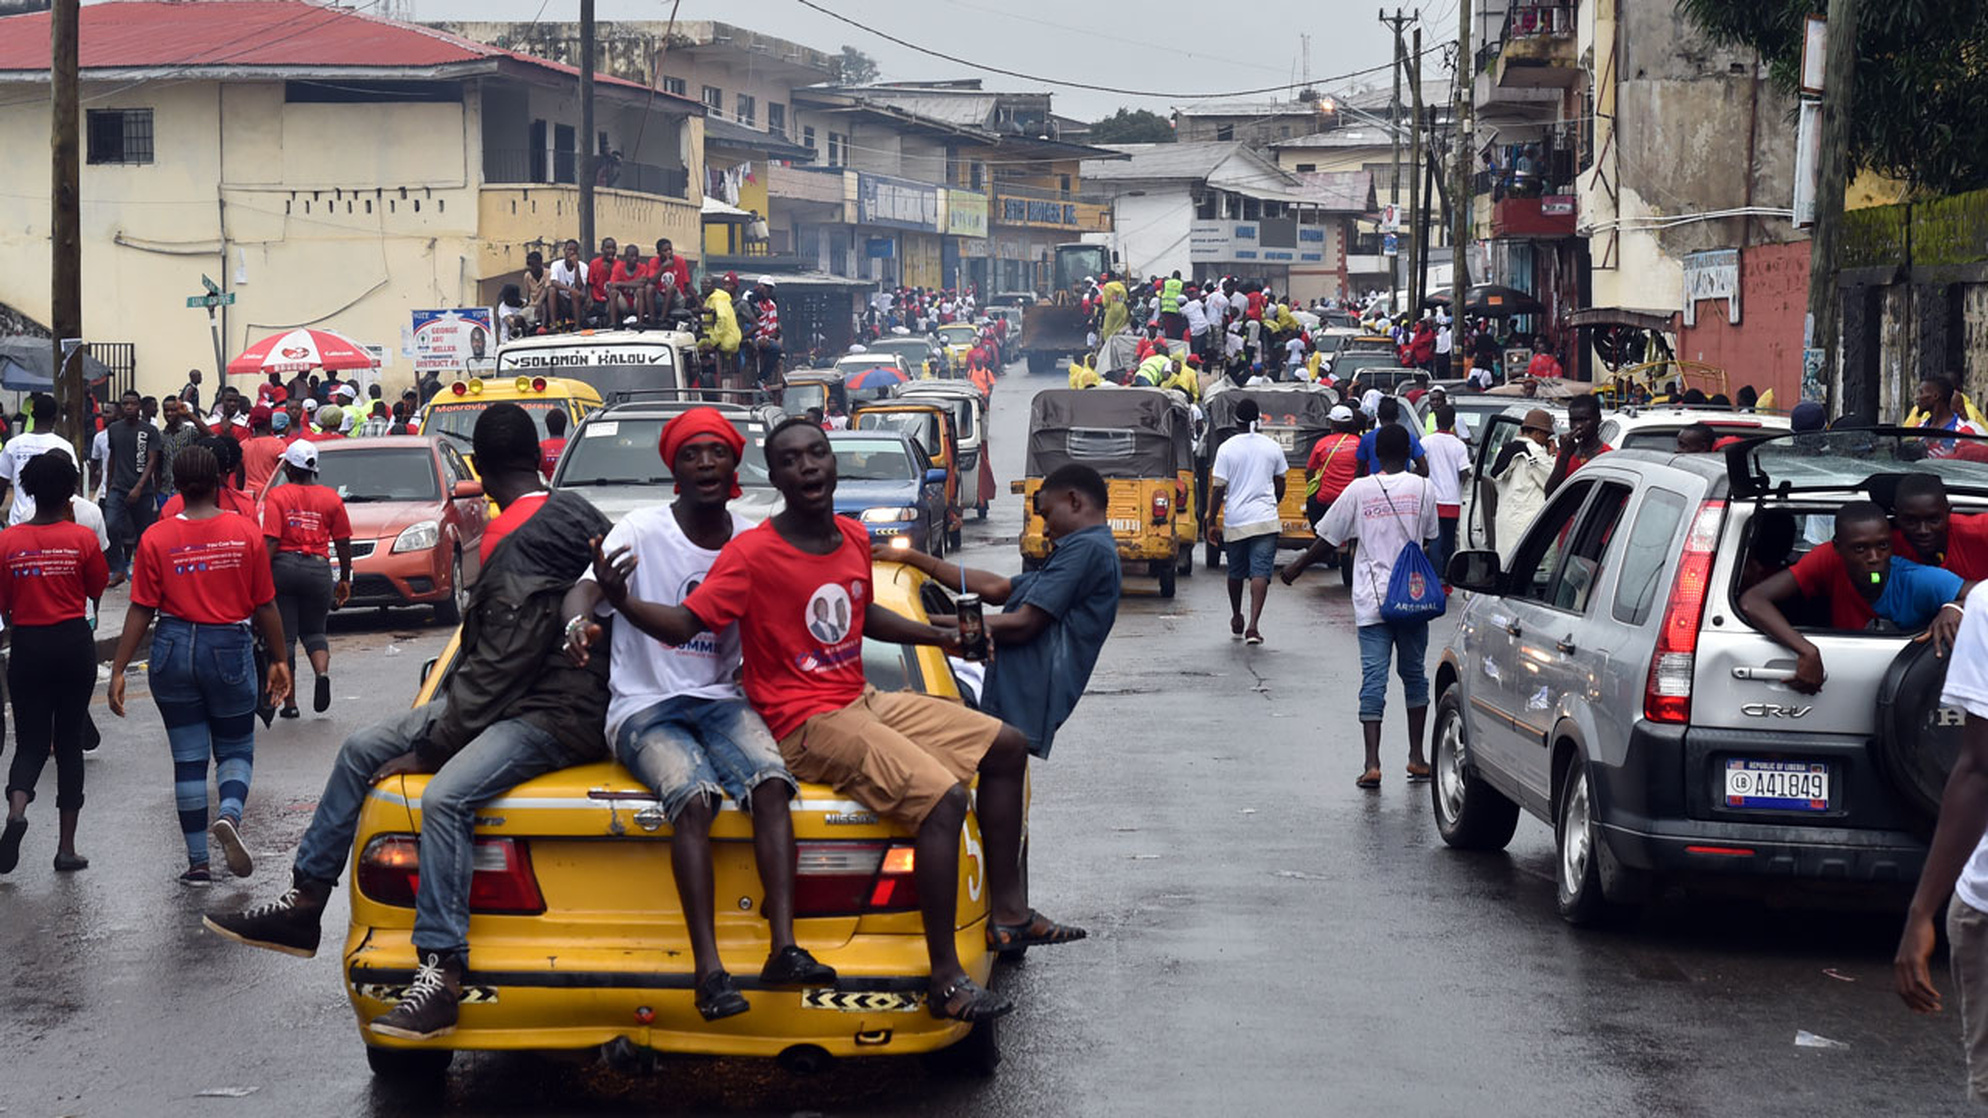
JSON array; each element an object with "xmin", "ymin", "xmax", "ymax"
[{"xmin": 202, "ymin": 402, "xmax": 612, "ymax": 1042}]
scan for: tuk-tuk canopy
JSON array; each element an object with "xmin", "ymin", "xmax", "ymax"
[
  {"xmin": 1026, "ymin": 388, "xmax": 1189, "ymax": 479},
  {"xmin": 1206, "ymin": 386, "xmax": 1340, "ymax": 465}
]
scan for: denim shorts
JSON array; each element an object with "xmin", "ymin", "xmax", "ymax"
[
  {"xmin": 1357, "ymin": 620, "xmax": 1430, "ymax": 721},
  {"xmin": 1224, "ymin": 532, "xmax": 1278, "ymax": 580},
  {"xmin": 615, "ymin": 695, "xmax": 797, "ymax": 822}
]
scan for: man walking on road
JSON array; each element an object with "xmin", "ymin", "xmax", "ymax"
[
  {"xmin": 103, "ymin": 390, "xmax": 161, "ymax": 586},
  {"xmin": 1209, "ymin": 398, "xmax": 1286, "ymax": 645},
  {"xmin": 203, "ymin": 403, "xmax": 615, "ymax": 1044},
  {"xmin": 1282, "ymin": 424, "xmax": 1439, "ymax": 789}
]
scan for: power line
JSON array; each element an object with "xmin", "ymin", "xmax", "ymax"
[{"xmin": 793, "ymin": 0, "xmax": 1442, "ymax": 101}]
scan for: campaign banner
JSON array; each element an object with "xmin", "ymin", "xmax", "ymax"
[
  {"xmin": 857, "ymin": 173, "xmax": 940, "ymax": 232},
  {"xmin": 412, "ymin": 309, "xmax": 496, "ymax": 374}
]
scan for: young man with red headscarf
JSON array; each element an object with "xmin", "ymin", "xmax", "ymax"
[{"xmin": 559, "ymin": 407, "xmax": 834, "ymax": 1021}]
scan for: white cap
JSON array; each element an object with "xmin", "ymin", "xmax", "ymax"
[
  {"xmin": 282, "ymin": 440, "xmax": 319, "ymax": 471},
  {"xmin": 1329, "ymin": 405, "xmax": 1356, "ymax": 423},
  {"xmin": 757, "ymin": 275, "xmax": 775, "ymax": 287}
]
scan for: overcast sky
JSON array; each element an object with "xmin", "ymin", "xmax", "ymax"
[{"xmin": 405, "ymin": 0, "xmax": 1440, "ymax": 121}]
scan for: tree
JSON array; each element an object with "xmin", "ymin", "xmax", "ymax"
[
  {"xmin": 1679, "ymin": 0, "xmax": 1988, "ymax": 194},
  {"xmin": 1088, "ymin": 108, "xmax": 1176, "ymax": 144},
  {"xmin": 831, "ymin": 46, "xmax": 879, "ymax": 86}
]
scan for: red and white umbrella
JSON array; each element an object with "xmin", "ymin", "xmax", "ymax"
[{"xmin": 227, "ymin": 328, "xmax": 377, "ymax": 376}]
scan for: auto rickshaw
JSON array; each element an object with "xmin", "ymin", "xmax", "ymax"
[
  {"xmin": 851, "ymin": 400, "xmax": 963, "ymax": 550},
  {"xmin": 1202, "ymin": 384, "xmax": 1338, "ymax": 569},
  {"xmin": 895, "ymin": 380, "xmax": 992, "ymax": 519},
  {"xmin": 782, "ymin": 368, "xmax": 847, "ymax": 417},
  {"xmin": 1012, "ymin": 388, "xmax": 1196, "ymax": 598}
]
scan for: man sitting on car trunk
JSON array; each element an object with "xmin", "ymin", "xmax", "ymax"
[
  {"xmin": 595, "ymin": 417, "xmax": 1084, "ymax": 1023},
  {"xmin": 1739, "ymin": 499, "xmax": 1970, "ymax": 694},
  {"xmin": 561, "ymin": 408, "xmax": 836, "ymax": 1021},
  {"xmin": 203, "ymin": 403, "xmax": 614, "ymax": 1043}
]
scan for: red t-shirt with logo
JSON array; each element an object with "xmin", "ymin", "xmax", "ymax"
[
  {"xmin": 262, "ymin": 483, "xmax": 352, "ymax": 558},
  {"xmin": 132, "ymin": 512, "xmax": 275, "ymax": 625},
  {"xmin": 539, "ymin": 437, "xmax": 569, "ymax": 481},
  {"xmin": 0, "ymin": 520, "xmax": 108, "ymax": 626},
  {"xmin": 481, "ymin": 492, "xmax": 548, "ymax": 564},
  {"xmin": 684, "ymin": 516, "xmax": 871, "ymax": 739},
  {"xmin": 160, "ymin": 486, "xmax": 257, "ymax": 521}
]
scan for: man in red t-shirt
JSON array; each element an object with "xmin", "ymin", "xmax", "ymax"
[
  {"xmin": 1305, "ymin": 407, "xmax": 1362, "ymax": 525},
  {"xmin": 538, "ymin": 408, "xmax": 569, "ymax": 482},
  {"xmin": 653, "ymin": 238, "xmax": 692, "ymax": 306},
  {"xmin": 1547, "ymin": 393, "xmax": 1610, "ymax": 494},
  {"xmin": 590, "ymin": 418, "xmax": 1083, "ymax": 1023},
  {"xmin": 588, "ymin": 236, "xmax": 617, "ymax": 314},
  {"xmin": 1893, "ymin": 473, "xmax": 1988, "ymax": 579}
]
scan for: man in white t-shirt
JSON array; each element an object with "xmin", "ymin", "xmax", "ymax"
[
  {"xmin": 559, "ymin": 408, "xmax": 834, "ymax": 1020},
  {"xmin": 1899, "ymin": 581, "xmax": 1988, "ymax": 1104},
  {"xmin": 1208, "ymin": 397, "xmax": 1287, "ymax": 644},
  {"xmin": 1421, "ymin": 403, "xmax": 1472, "ymax": 578},
  {"xmin": 1283, "ymin": 423, "xmax": 1439, "ymax": 788},
  {"xmin": 548, "ymin": 238, "xmax": 591, "ymax": 326},
  {"xmin": 0, "ymin": 394, "xmax": 80, "ymax": 525}
]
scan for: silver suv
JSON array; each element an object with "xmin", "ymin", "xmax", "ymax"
[{"xmin": 1432, "ymin": 430, "xmax": 1981, "ymax": 923}]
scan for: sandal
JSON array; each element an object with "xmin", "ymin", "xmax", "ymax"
[
  {"xmin": 1230, "ymin": 615, "xmax": 1245, "ymax": 639},
  {"xmin": 1356, "ymin": 770, "xmax": 1382, "ymax": 790},
  {"xmin": 928, "ymin": 976, "xmax": 1014, "ymax": 1023},
  {"xmin": 987, "ymin": 909, "xmax": 1088, "ymax": 951},
  {"xmin": 1405, "ymin": 763, "xmax": 1433, "ymax": 783}
]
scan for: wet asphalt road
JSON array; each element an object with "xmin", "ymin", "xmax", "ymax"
[{"xmin": 0, "ymin": 366, "xmax": 1974, "ymax": 1117}]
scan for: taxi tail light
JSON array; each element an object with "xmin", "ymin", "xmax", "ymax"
[
  {"xmin": 1644, "ymin": 500, "xmax": 1725, "ymax": 725},
  {"xmin": 356, "ymin": 834, "xmax": 546, "ymax": 915},
  {"xmin": 1150, "ymin": 491, "xmax": 1170, "ymax": 524},
  {"xmin": 793, "ymin": 841, "xmax": 919, "ymax": 916}
]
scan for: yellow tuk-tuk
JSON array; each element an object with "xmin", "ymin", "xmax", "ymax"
[
  {"xmin": 1202, "ymin": 385, "xmax": 1339, "ymax": 569},
  {"xmin": 851, "ymin": 400, "xmax": 963, "ymax": 550},
  {"xmin": 1013, "ymin": 388, "xmax": 1196, "ymax": 598}
]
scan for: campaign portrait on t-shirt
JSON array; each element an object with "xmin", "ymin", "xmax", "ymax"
[{"xmin": 807, "ymin": 582, "xmax": 852, "ymax": 645}]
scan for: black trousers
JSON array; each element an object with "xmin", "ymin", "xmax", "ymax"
[
  {"xmin": 5, "ymin": 618, "xmax": 96, "ymax": 811},
  {"xmin": 272, "ymin": 550, "xmax": 333, "ymax": 674}
]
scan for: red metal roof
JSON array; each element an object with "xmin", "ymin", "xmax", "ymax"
[{"xmin": 0, "ymin": 0, "xmax": 700, "ymax": 104}]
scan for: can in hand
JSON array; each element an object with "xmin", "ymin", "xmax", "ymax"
[{"xmin": 956, "ymin": 593, "xmax": 988, "ymax": 662}]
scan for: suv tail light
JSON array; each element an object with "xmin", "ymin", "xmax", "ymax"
[
  {"xmin": 1151, "ymin": 491, "xmax": 1171, "ymax": 524},
  {"xmin": 1644, "ymin": 500, "xmax": 1725, "ymax": 724},
  {"xmin": 792, "ymin": 841, "xmax": 919, "ymax": 917},
  {"xmin": 356, "ymin": 834, "xmax": 546, "ymax": 915}
]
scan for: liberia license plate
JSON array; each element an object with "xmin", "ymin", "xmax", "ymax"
[
  {"xmin": 1266, "ymin": 427, "xmax": 1297, "ymax": 452},
  {"xmin": 1724, "ymin": 758, "xmax": 1831, "ymax": 811},
  {"xmin": 1108, "ymin": 517, "xmax": 1139, "ymax": 533}
]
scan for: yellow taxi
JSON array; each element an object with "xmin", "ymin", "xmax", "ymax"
[
  {"xmin": 934, "ymin": 323, "xmax": 980, "ymax": 373},
  {"xmin": 1203, "ymin": 385, "xmax": 1339, "ymax": 565},
  {"xmin": 343, "ymin": 561, "xmax": 1005, "ymax": 1082},
  {"xmin": 419, "ymin": 374, "xmax": 604, "ymax": 474}
]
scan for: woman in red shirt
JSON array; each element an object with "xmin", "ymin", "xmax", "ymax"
[
  {"xmin": 261, "ymin": 440, "xmax": 353, "ymax": 719},
  {"xmin": 108, "ymin": 445, "xmax": 289, "ymax": 885},
  {"xmin": 0, "ymin": 453, "xmax": 109, "ymax": 875}
]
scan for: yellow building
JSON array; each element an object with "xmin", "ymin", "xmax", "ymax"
[{"xmin": 0, "ymin": 1, "xmax": 704, "ymax": 398}]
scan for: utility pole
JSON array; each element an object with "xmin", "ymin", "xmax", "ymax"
[
  {"xmin": 1382, "ymin": 7, "xmax": 1410, "ymax": 309},
  {"xmin": 578, "ymin": 0, "xmax": 597, "ymax": 259},
  {"xmin": 1450, "ymin": 0, "xmax": 1471, "ymax": 327},
  {"xmin": 1407, "ymin": 27, "xmax": 1427, "ymax": 314},
  {"xmin": 1807, "ymin": 0, "xmax": 1860, "ymax": 413},
  {"xmin": 1417, "ymin": 106, "xmax": 1438, "ymax": 309},
  {"xmin": 51, "ymin": 0, "xmax": 84, "ymax": 456}
]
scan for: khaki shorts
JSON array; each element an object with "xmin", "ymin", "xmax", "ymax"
[
  {"xmin": 778, "ymin": 686, "xmax": 1000, "ymax": 827},
  {"xmin": 1949, "ymin": 896, "xmax": 1988, "ymax": 1105}
]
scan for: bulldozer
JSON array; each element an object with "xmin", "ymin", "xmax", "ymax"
[{"xmin": 1019, "ymin": 243, "xmax": 1113, "ymax": 374}]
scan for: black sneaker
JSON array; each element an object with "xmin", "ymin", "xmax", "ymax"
[
  {"xmin": 179, "ymin": 864, "xmax": 213, "ymax": 887},
  {"xmin": 694, "ymin": 970, "xmax": 749, "ymax": 1021},
  {"xmin": 759, "ymin": 945, "xmax": 837, "ymax": 987},
  {"xmin": 370, "ymin": 951, "xmax": 462, "ymax": 1040},
  {"xmin": 204, "ymin": 880, "xmax": 328, "ymax": 958}
]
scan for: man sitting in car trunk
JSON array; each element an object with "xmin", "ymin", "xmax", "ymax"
[
  {"xmin": 203, "ymin": 403, "xmax": 615, "ymax": 1043},
  {"xmin": 596, "ymin": 417, "xmax": 1085, "ymax": 1024},
  {"xmin": 561, "ymin": 408, "xmax": 836, "ymax": 1021},
  {"xmin": 1739, "ymin": 499, "xmax": 1971, "ymax": 694}
]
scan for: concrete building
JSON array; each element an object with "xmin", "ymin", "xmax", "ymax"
[
  {"xmin": 1172, "ymin": 99, "xmax": 1336, "ymax": 147},
  {"xmin": 1082, "ymin": 142, "xmax": 1374, "ymax": 302},
  {"xmin": 0, "ymin": 0, "xmax": 705, "ymax": 397}
]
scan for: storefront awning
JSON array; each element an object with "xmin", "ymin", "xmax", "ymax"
[
  {"xmin": 1564, "ymin": 307, "xmax": 1676, "ymax": 332},
  {"xmin": 700, "ymin": 196, "xmax": 754, "ymax": 222}
]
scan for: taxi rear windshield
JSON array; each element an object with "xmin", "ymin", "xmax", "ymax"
[
  {"xmin": 424, "ymin": 400, "xmax": 564, "ymax": 445},
  {"xmin": 1734, "ymin": 429, "xmax": 1988, "ymax": 496}
]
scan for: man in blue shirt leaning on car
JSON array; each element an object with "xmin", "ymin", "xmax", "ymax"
[{"xmin": 883, "ymin": 463, "xmax": 1121, "ymax": 770}]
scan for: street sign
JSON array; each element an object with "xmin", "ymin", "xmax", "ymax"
[
  {"xmin": 186, "ymin": 292, "xmax": 237, "ymax": 308},
  {"xmin": 200, "ymin": 274, "xmax": 221, "ymax": 295}
]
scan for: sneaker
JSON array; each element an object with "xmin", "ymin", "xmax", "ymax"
[
  {"xmin": 209, "ymin": 816, "xmax": 254, "ymax": 878},
  {"xmin": 180, "ymin": 864, "xmax": 213, "ymax": 887},
  {"xmin": 369, "ymin": 951, "xmax": 462, "ymax": 1041},
  {"xmin": 694, "ymin": 970, "xmax": 749, "ymax": 1022},
  {"xmin": 759, "ymin": 945, "xmax": 837, "ymax": 987},
  {"xmin": 204, "ymin": 880, "xmax": 328, "ymax": 958}
]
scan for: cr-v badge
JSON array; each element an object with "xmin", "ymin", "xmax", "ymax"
[{"xmin": 1741, "ymin": 703, "xmax": 1813, "ymax": 718}]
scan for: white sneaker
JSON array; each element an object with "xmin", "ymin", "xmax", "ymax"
[{"xmin": 210, "ymin": 817, "xmax": 254, "ymax": 878}]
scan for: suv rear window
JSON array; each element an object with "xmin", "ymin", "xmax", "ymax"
[{"xmin": 1611, "ymin": 489, "xmax": 1688, "ymax": 624}]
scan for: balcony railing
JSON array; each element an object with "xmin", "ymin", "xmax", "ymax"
[{"xmin": 482, "ymin": 149, "xmax": 690, "ymax": 200}]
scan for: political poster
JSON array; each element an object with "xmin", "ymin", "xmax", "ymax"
[{"xmin": 412, "ymin": 309, "xmax": 496, "ymax": 375}]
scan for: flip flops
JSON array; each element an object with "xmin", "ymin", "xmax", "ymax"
[
  {"xmin": 1405, "ymin": 763, "xmax": 1433, "ymax": 783},
  {"xmin": 1356, "ymin": 770, "xmax": 1382, "ymax": 790}
]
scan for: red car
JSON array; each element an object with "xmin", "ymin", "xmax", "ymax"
[{"xmin": 267, "ymin": 436, "xmax": 487, "ymax": 624}]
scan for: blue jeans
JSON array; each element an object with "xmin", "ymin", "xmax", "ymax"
[
  {"xmin": 1224, "ymin": 532, "xmax": 1278, "ymax": 580},
  {"xmin": 616, "ymin": 695, "xmax": 796, "ymax": 822},
  {"xmin": 148, "ymin": 616, "xmax": 257, "ymax": 866},
  {"xmin": 1357, "ymin": 620, "xmax": 1430, "ymax": 722},
  {"xmin": 1432, "ymin": 516, "xmax": 1459, "ymax": 584},
  {"xmin": 290, "ymin": 701, "xmax": 590, "ymax": 955},
  {"xmin": 103, "ymin": 492, "xmax": 156, "ymax": 577}
]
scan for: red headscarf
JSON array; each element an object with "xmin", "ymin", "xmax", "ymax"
[{"xmin": 658, "ymin": 407, "xmax": 745, "ymax": 499}]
